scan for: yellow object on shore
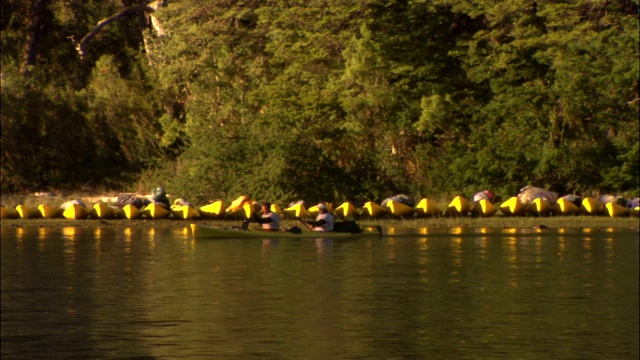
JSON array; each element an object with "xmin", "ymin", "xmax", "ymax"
[
  {"xmin": 499, "ymin": 197, "xmax": 525, "ymax": 217},
  {"xmin": 362, "ymin": 201, "xmax": 387, "ymax": 218},
  {"xmin": 414, "ymin": 198, "xmax": 441, "ymax": 217},
  {"xmin": 143, "ymin": 202, "xmax": 171, "ymax": 219},
  {"xmin": 63, "ymin": 203, "xmax": 89, "ymax": 220},
  {"xmin": 446, "ymin": 196, "xmax": 470, "ymax": 217},
  {"xmin": 470, "ymin": 199, "xmax": 497, "ymax": 217},
  {"xmin": 385, "ymin": 200, "xmax": 414, "ymax": 217}
]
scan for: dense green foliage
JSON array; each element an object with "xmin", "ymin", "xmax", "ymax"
[{"xmin": 2, "ymin": 0, "xmax": 638, "ymax": 204}]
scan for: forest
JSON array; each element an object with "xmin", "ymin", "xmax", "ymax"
[{"xmin": 1, "ymin": 0, "xmax": 638, "ymax": 205}]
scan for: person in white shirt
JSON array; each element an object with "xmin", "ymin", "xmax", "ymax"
[
  {"xmin": 247, "ymin": 202, "xmax": 280, "ymax": 231},
  {"xmin": 302, "ymin": 202, "xmax": 334, "ymax": 231}
]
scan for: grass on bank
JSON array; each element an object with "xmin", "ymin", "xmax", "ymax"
[{"xmin": 2, "ymin": 216, "xmax": 638, "ymax": 231}]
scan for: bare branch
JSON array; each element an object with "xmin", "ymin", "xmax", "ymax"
[{"xmin": 74, "ymin": 2, "xmax": 167, "ymax": 59}]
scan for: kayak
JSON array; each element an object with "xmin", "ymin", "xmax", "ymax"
[
  {"xmin": 385, "ymin": 200, "xmax": 414, "ymax": 217},
  {"xmin": 499, "ymin": 196, "xmax": 525, "ymax": 217},
  {"xmin": 38, "ymin": 204, "xmax": 63, "ymax": 219},
  {"xmin": 580, "ymin": 197, "xmax": 602, "ymax": 215},
  {"xmin": 90, "ymin": 202, "xmax": 118, "ymax": 219},
  {"xmin": 445, "ymin": 196, "xmax": 471, "ymax": 217},
  {"xmin": 16, "ymin": 204, "xmax": 42, "ymax": 219},
  {"xmin": 283, "ymin": 203, "xmax": 310, "ymax": 218},
  {"xmin": 470, "ymin": 199, "xmax": 497, "ymax": 217},
  {"xmin": 333, "ymin": 201, "xmax": 357, "ymax": 218},
  {"xmin": 143, "ymin": 202, "xmax": 171, "ymax": 219},
  {"xmin": 362, "ymin": 201, "xmax": 386, "ymax": 218},
  {"xmin": 199, "ymin": 200, "xmax": 226, "ymax": 219},
  {"xmin": 414, "ymin": 198, "xmax": 441, "ymax": 217},
  {"xmin": 526, "ymin": 198, "xmax": 553, "ymax": 217},
  {"xmin": 1, "ymin": 205, "xmax": 19, "ymax": 219},
  {"xmin": 62, "ymin": 203, "xmax": 90, "ymax": 219},
  {"xmin": 191, "ymin": 224, "xmax": 381, "ymax": 240},
  {"xmin": 225, "ymin": 202, "xmax": 255, "ymax": 220},
  {"xmin": 121, "ymin": 204, "xmax": 143, "ymax": 219},
  {"xmin": 604, "ymin": 202, "xmax": 628, "ymax": 218},
  {"xmin": 553, "ymin": 198, "xmax": 579, "ymax": 216},
  {"xmin": 171, "ymin": 204, "xmax": 199, "ymax": 220}
]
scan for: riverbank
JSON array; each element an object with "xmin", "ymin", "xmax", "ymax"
[{"xmin": 2, "ymin": 216, "xmax": 638, "ymax": 231}]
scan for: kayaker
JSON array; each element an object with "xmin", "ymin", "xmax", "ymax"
[
  {"xmin": 301, "ymin": 202, "xmax": 334, "ymax": 232},
  {"xmin": 246, "ymin": 202, "xmax": 280, "ymax": 231}
]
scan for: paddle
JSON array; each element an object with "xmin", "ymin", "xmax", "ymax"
[{"xmin": 297, "ymin": 217, "xmax": 313, "ymax": 231}]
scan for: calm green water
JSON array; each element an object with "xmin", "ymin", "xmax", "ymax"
[{"xmin": 1, "ymin": 226, "xmax": 638, "ymax": 359}]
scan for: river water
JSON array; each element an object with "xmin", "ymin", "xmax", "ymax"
[{"xmin": 1, "ymin": 225, "xmax": 638, "ymax": 359}]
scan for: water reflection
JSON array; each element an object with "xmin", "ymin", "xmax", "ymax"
[{"xmin": 0, "ymin": 226, "xmax": 637, "ymax": 359}]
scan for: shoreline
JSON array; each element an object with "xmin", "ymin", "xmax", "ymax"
[{"xmin": 2, "ymin": 216, "xmax": 638, "ymax": 231}]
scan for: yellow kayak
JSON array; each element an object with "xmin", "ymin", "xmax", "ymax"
[
  {"xmin": 227, "ymin": 195, "xmax": 252, "ymax": 211},
  {"xmin": 199, "ymin": 200, "xmax": 226, "ymax": 219},
  {"xmin": 445, "ymin": 196, "xmax": 470, "ymax": 217},
  {"xmin": 470, "ymin": 199, "xmax": 497, "ymax": 217},
  {"xmin": 385, "ymin": 200, "xmax": 414, "ymax": 217},
  {"xmin": 121, "ymin": 204, "xmax": 143, "ymax": 219},
  {"xmin": 499, "ymin": 196, "xmax": 525, "ymax": 217},
  {"xmin": 16, "ymin": 204, "xmax": 42, "ymax": 219},
  {"xmin": 604, "ymin": 202, "xmax": 628, "ymax": 218},
  {"xmin": 333, "ymin": 202, "xmax": 357, "ymax": 218},
  {"xmin": 553, "ymin": 198, "xmax": 579, "ymax": 216},
  {"xmin": 143, "ymin": 202, "xmax": 171, "ymax": 219},
  {"xmin": 631, "ymin": 206, "xmax": 639, "ymax": 217},
  {"xmin": 38, "ymin": 204, "xmax": 62, "ymax": 219},
  {"xmin": 283, "ymin": 203, "xmax": 310, "ymax": 218},
  {"xmin": 580, "ymin": 197, "xmax": 602, "ymax": 215},
  {"xmin": 171, "ymin": 204, "xmax": 199, "ymax": 220},
  {"xmin": 225, "ymin": 202, "xmax": 256, "ymax": 220},
  {"xmin": 362, "ymin": 201, "xmax": 387, "ymax": 218},
  {"xmin": 308, "ymin": 203, "xmax": 333, "ymax": 216},
  {"xmin": 1, "ymin": 205, "xmax": 19, "ymax": 219},
  {"xmin": 63, "ymin": 203, "xmax": 89, "ymax": 220},
  {"xmin": 527, "ymin": 198, "xmax": 553, "ymax": 216},
  {"xmin": 414, "ymin": 198, "xmax": 441, "ymax": 217},
  {"xmin": 90, "ymin": 202, "xmax": 118, "ymax": 219}
]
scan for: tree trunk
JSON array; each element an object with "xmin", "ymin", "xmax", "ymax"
[{"xmin": 20, "ymin": 0, "xmax": 49, "ymax": 75}]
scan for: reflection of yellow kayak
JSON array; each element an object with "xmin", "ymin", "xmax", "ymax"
[
  {"xmin": 499, "ymin": 197, "xmax": 525, "ymax": 217},
  {"xmin": 333, "ymin": 202, "xmax": 357, "ymax": 218},
  {"xmin": 1, "ymin": 205, "xmax": 19, "ymax": 219},
  {"xmin": 604, "ymin": 202, "xmax": 628, "ymax": 218},
  {"xmin": 90, "ymin": 202, "xmax": 117, "ymax": 219},
  {"xmin": 16, "ymin": 204, "xmax": 41, "ymax": 219},
  {"xmin": 414, "ymin": 198, "xmax": 441, "ymax": 217},
  {"xmin": 199, "ymin": 200, "xmax": 226, "ymax": 219},
  {"xmin": 171, "ymin": 204, "xmax": 198, "ymax": 220},
  {"xmin": 580, "ymin": 197, "xmax": 602, "ymax": 215},
  {"xmin": 63, "ymin": 203, "xmax": 89, "ymax": 219},
  {"xmin": 362, "ymin": 201, "xmax": 387, "ymax": 218},
  {"xmin": 553, "ymin": 198, "xmax": 579, "ymax": 216},
  {"xmin": 283, "ymin": 203, "xmax": 310, "ymax": 218},
  {"xmin": 470, "ymin": 199, "xmax": 497, "ymax": 217},
  {"xmin": 385, "ymin": 200, "xmax": 414, "ymax": 217},
  {"xmin": 38, "ymin": 204, "xmax": 62, "ymax": 219},
  {"xmin": 121, "ymin": 204, "xmax": 143, "ymax": 219},
  {"xmin": 446, "ymin": 196, "xmax": 470, "ymax": 217},
  {"xmin": 143, "ymin": 203, "xmax": 171, "ymax": 219},
  {"xmin": 527, "ymin": 198, "xmax": 552, "ymax": 216}
]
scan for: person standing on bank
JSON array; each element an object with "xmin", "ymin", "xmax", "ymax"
[
  {"xmin": 247, "ymin": 202, "xmax": 280, "ymax": 231},
  {"xmin": 302, "ymin": 202, "xmax": 334, "ymax": 231}
]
